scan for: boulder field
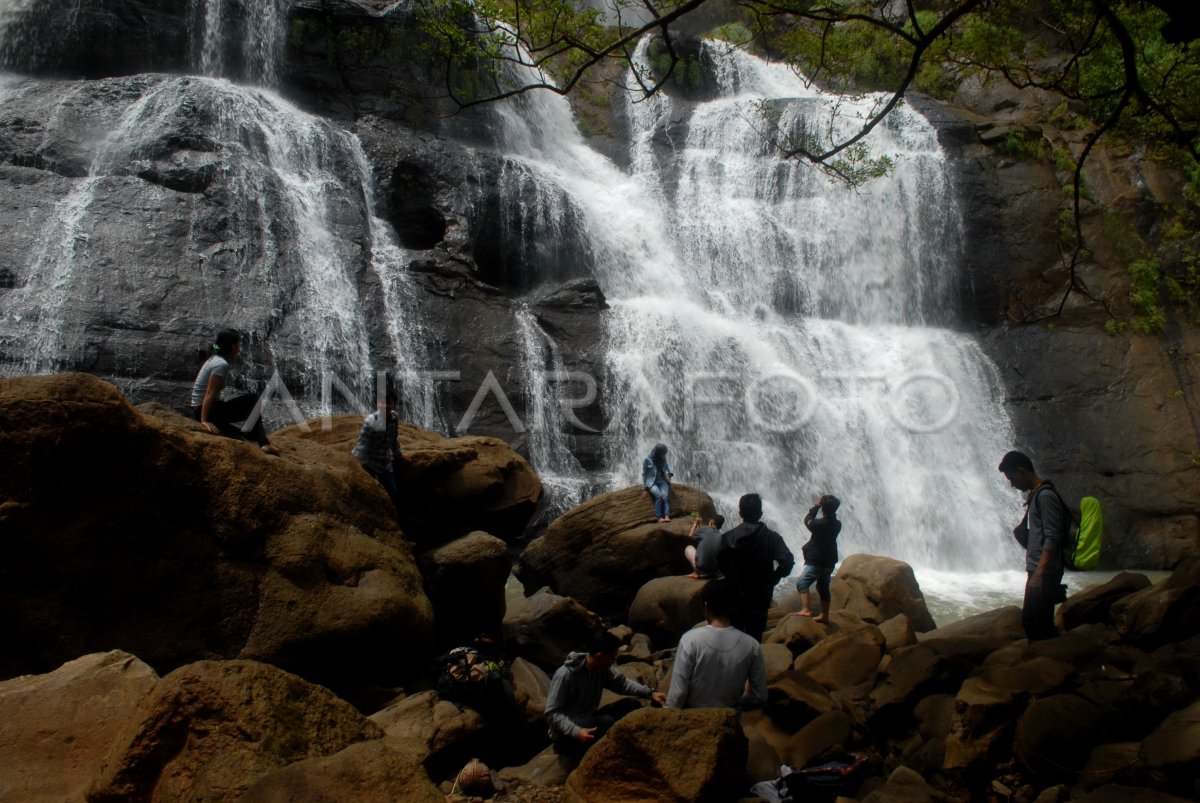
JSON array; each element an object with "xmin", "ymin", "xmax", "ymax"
[{"xmin": 2, "ymin": 374, "xmax": 1198, "ymax": 801}]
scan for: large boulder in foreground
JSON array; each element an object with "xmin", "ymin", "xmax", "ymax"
[
  {"xmin": 1110, "ymin": 558, "xmax": 1200, "ymax": 648},
  {"xmin": 564, "ymin": 708, "xmax": 748, "ymax": 803},
  {"xmin": 0, "ymin": 651, "xmax": 158, "ymax": 803},
  {"xmin": 367, "ymin": 690, "xmax": 486, "ymax": 776},
  {"xmin": 275, "ymin": 415, "xmax": 542, "ymax": 544},
  {"xmin": 239, "ymin": 737, "xmax": 442, "ymax": 803},
  {"xmin": 88, "ymin": 660, "xmax": 381, "ymax": 803},
  {"xmin": 834, "ymin": 554, "xmax": 936, "ymax": 632},
  {"xmin": 1058, "ymin": 572, "xmax": 1152, "ymax": 631},
  {"xmin": 518, "ymin": 485, "xmax": 717, "ymax": 618},
  {"xmin": 0, "ymin": 375, "xmax": 433, "ymax": 686}
]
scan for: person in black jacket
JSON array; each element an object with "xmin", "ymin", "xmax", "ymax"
[
  {"xmin": 793, "ymin": 495, "xmax": 842, "ymax": 623},
  {"xmin": 717, "ymin": 493, "xmax": 795, "ymax": 641}
]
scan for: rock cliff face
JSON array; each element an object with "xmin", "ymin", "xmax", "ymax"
[
  {"xmin": 916, "ymin": 88, "xmax": 1200, "ymax": 567},
  {"xmin": 0, "ymin": 0, "xmax": 1194, "ymax": 565}
]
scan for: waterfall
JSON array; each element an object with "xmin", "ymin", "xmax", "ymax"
[
  {"xmin": 0, "ymin": 74, "xmax": 407, "ymax": 411},
  {"xmin": 190, "ymin": 0, "xmax": 288, "ymax": 87},
  {"xmin": 487, "ymin": 39, "xmax": 1018, "ymax": 573}
]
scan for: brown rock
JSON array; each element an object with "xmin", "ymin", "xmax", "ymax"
[
  {"xmin": 418, "ymin": 531, "xmax": 512, "ymax": 646},
  {"xmin": 499, "ymin": 744, "xmax": 577, "ymax": 788},
  {"xmin": 1111, "ymin": 558, "xmax": 1200, "ymax": 648},
  {"xmin": 511, "ymin": 657, "xmax": 551, "ymax": 730},
  {"xmin": 503, "ymin": 588, "xmax": 604, "ymax": 672},
  {"xmin": 868, "ymin": 635, "xmax": 1008, "ymax": 729},
  {"xmin": 913, "ymin": 694, "xmax": 956, "ymax": 741},
  {"xmin": 564, "ymin": 708, "xmax": 747, "ymax": 803},
  {"xmin": 764, "ymin": 670, "xmax": 839, "ymax": 731},
  {"xmin": 740, "ymin": 709, "xmax": 787, "ymax": 783},
  {"xmin": 782, "ymin": 709, "xmax": 852, "ymax": 768},
  {"xmin": 792, "ymin": 624, "xmax": 885, "ymax": 697},
  {"xmin": 766, "ymin": 612, "xmax": 829, "ymax": 656},
  {"xmin": 834, "ymin": 555, "xmax": 936, "ymax": 632},
  {"xmin": 1070, "ymin": 785, "xmax": 1195, "ymax": 803},
  {"xmin": 860, "ymin": 765, "xmax": 954, "ymax": 802},
  {"xmin": 830, "ymin": 576, "xmax": 885, "ymax": 622},
  {"xmin": 944, "ymin": 657, "xmax": 1074, "ymax": 770},
  {"xmin": 879, "ymin": 614, "xmax": 918, "ymax": 653},
  {"xmin": 367, "ymin": 690, "xmax": 486, "ymax": 771},
  {"xmin": 628, "ymin": 575, "xmax": 708, "ymax": 648},
  {"xmin": 276, "ymin": 414, "xmax": 543, "ymax": 544},
  {"xmin": 1057, "ymin": 572, "xmax": 1151, "ymax": 631},
  {"xmin": 238, "ymin": 737, "xmax": 442, "ymax": 802},
  {"xmin": 518, "ymin": 485, "xmax": 717, "ymax": 618},
  {"xmin": 0, "ymin": 651, "xmax": 158, "ymax": 803},
  {"xmin": 0, "ymin": 374, "xmax": 433, "ymax": 686},
  {"xmin": 1139, "ymin": 700, "xmax": 1200, "ymax": 789},
  {"xmin": 922, "ymin": 605, "xmax": 1025, "ymax": 646},
  {"xmin": 1128, "ymin": 516, "xmax": 1200, "ymax": 570},
  {"xmin": 615, "ymin": 661, "xmax": 659, "ymax": 691},
  {"xmin": 1081, "ymin": 742, "xmax": 1144, "ymax": 789},
  {"xmin": 761, "ymin": 643, "xmax": 794, "ymax": 683},
  {"xmin": 1013, "ymin": 693, "xmax": 1106, "ymax": 778},
  {"xmin": 88, "ymin": 660, "xmax": 381, "ymax": 803}
]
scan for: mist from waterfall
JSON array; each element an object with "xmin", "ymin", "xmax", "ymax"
[{"xmin": 494, "ymin": 39, "xmax": 1019, "ymax": 574}]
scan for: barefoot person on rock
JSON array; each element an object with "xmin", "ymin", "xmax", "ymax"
[
  {"xmin": 189, "ymin": 328, "xmax": 279, "ymax": 456},
  {"xmin": 792, "ymin": 494, "xmax": 842, "ymax": 623},
  {"xmin": 642, "ymin": 442, "xmax": 674, "ymax": 522},
  {"xmin": 685, "ymin": 512, "xmax": 725, "ymax": 579}
]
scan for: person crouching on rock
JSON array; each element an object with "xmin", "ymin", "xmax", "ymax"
[
  {"xmin": 642, "ymin": 442, "xmax": 674, "ymax": 522},
  {"xmin": 189, "ymin": 328, "xmax": 279, "ymax": 456},
  {"xmin": 351, "ymin": 386, "xmax": 404, "ymax": 510},
  {"xmin": 792, "ymin": 495, "xmax": 842, "ymax": 623},
  {"xmin": 545, "ymin": 631, "xmax": 667, "ymax": 758},
  {"xmin": 686, "ymin": 512, "xmax": 725, "ymax": 579}
]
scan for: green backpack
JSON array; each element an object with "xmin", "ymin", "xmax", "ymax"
[{"xmin": 1035, "ymin": 484, "xmax": 1103, "ymax": 571}]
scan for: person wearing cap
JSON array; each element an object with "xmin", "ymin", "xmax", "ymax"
[
  {"xmin": 716, "ymin": 493, "xmax": 794, "ymax": 641},
  {"xmin": 792, "ymin": 494, "xmax": 842, "ymax": 623}
]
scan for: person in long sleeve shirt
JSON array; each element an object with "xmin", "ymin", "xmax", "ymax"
[
  {"xmin": 999, "ymin": 451, "xmax": 1067, "ymax": 641},
  {"xmin": 717, "ymin": 493, "xmax": 795, "ymax": 641},
  {"xmin": 545, "ymin": 632, "xmax": 666, "ymax": 756},
  {"xmin": 667, "ymin": 579, "xmax": 767, "ymax": 711},
  {"xmin": 794, "ymin": 495, "xmax": 842, "ymax": 622}
]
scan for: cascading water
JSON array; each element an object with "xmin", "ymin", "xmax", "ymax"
[
  {"xmin": 486, "ymin": 39, "xmax": 1021, "ymax": 586},
  {"xmin": 190, "ymin": 0, "xmax": 288, "ymax": 87}
]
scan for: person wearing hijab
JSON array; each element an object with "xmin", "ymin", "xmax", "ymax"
[{"xmin": 642, "ymin": 442, "xmax": 674, "ymax": 522}]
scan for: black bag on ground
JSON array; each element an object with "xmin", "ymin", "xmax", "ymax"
[{"xmin": 781, "ymin": 751, "xmax": 870, "ymax": 802}]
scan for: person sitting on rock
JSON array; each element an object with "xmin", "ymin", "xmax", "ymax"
[
  {"xmin": 667, "ymin": 579, "xmax": 766, "ymax": 710},
  {"xmin": 545, "ymin": 631, "xmax": 667, "ymax": 758},
  {"xmin": 792, "ymin": 495, "xmax": 842, "ymax": 623},
  {"xmin": 686, "ymin": 512, "xmax": 725, "ymax": 579},
  {"xmin": 717, "ymin": 493, "xmax": 795, "ymax": 641},
  {"xmin": 642, "ymin": 442, "xmax": 674, "ymax": 522},
  {"xmin": 352, "ymin": 387, "xmax": 404, "ymax": 509},
  {"xmin": 189, "ymin": 328, "xmax": 279, "ymax": 456}
]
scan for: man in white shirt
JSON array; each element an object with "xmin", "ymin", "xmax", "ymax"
[{"xmin": 667, "ymin": 579, "xmax": 767, "ymax": 710}]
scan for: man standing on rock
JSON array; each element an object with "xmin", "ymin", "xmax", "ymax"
[
  {"xmin": 999, "ymin": 451, "xmax": 1067, "ymax": 641},
  {"xmin": 545, "ymin": 631, "xmax": 667, "ymax": 758},
  {"xmin": 667, "ymin": 579, "xmax": 767, "ymax": 710},
  {"xmin": 717, "ymin": 493, "xmax": 795, "ymax": 641}
]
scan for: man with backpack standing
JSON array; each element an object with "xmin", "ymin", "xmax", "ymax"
[
  {"xmin": 717, "ymin": 493, "xmax": 795, "ymax": 641},
  {"xmin": 998, "ymin": 451, "xmax": 1068, "ymax": 641}
]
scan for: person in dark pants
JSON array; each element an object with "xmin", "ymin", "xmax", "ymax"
[
  {"xmin": 793, "ymin": 494, "xmax": 842, "ymax": 622},
  {"xmin": 189, "ymin": 328, "xmax": 279, "ymax": 455},
  {"xmin": 717, "ymin": 493, "xmax": 795, "ymax": 641},
  {"xmin": 545, "ymin": 631, "xmax": 666, "ymax": 758},
  {"xmin": 999, "ymin": 451, "xmax": 1066, "ymax": 641},
  {"xmin": 352, "ymin": 387, "xmax": 404, "ymax": 509}
]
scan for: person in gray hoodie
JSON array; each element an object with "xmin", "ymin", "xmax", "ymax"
[{"xmin": 545, "ymin": 631, "xmax": 666, "ymax": 756}]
